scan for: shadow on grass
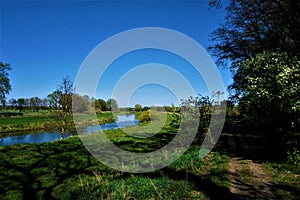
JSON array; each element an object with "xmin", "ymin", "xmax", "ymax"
[
  {"xmin": 161, "ymin": 167, "xmax": 235, "ymax": 199},
  {"xmin": 0, "ymin": 137, "xmax": 110, "ymax": 199}
]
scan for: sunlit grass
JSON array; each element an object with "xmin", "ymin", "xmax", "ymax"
[{"xmin": 0, "ymin": 113, "xmax": 231, "ymax": 199}]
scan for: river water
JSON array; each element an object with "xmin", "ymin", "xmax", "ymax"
[{"xmin": 0, "ymin": 114, "xmax": 138, "ymax": 146}]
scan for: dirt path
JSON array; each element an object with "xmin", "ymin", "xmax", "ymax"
[{"xmin": 228, "ymin": 124, "xmax": 278, "ymax": 199}]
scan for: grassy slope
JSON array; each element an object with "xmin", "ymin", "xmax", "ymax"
[{"xmin": 0, "ymin": 114, "xmax": 231, "ymax": 200}]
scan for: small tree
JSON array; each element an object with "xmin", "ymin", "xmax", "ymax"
[
  {"xmin": 52, "ymin": 76, "xmax": 74, "ymax": 139},
  {"xmin": 30, "ymin": 97, "xmax": 42, "ymax": 112},
  {"xmin": 47, "ymin": 90, "xmax": 61, "ymax": 110},
  {"xmin": 8, "ymin": 98, "xmax": 17, "ymax": 110},
  {"xmin": 72, "ymin": 94, "xmax": 89, "ymax": 113},
  {"xmin": 175, "ymin": 95, "xmax": 213, "ymax": 144},
  {"xmin": 106, "ymin": 98, "xmax": 118, "ymax": 111},
  {"xmin": 134, "ymin": 104, "xmax": 142, "ymax": 112},
  {"xmin": 93, "ymin": 98, "xmax": 107, "ymax": 112},
  {"xmin": 17, "ymin": 98, "xmax": 26, "ymax": 112}
]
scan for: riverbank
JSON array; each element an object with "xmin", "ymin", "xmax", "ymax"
[{"xmin": 0, "ymin": 110, "xmax": 115, "ymax": 137}]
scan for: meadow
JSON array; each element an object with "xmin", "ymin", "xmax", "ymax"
[
  {"xmin": 0, "ymin": 113, "xmax": 231, "ymax": 199},
  {"xmin": 0, "ymin": 111, "xmax": 299, "ymax": 199}
]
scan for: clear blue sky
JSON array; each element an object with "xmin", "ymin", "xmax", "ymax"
[{"xmin": 1, "ymin": 0, "xmax": 231, "ymax": 107}]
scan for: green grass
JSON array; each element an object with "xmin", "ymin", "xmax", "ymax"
[
  {"xmin": 263, "ymin": 162, "xmax": 300, "ymax": 199},
  {"xmin": 0, "ymin": 113, "xmax": 231, "ymax": 200},
  {"xmin": 0, "ymin": 137, "xmax": 230, "ymax": 199},
  {"xmin": 0, "ymin": 111, "xmax": 115, "ymax": 136},
  {"xmin": 0, "ymin": 110, "xmax": 56, "ymax": 134}
]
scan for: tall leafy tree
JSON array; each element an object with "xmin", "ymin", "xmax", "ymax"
[
  {"xmin": 209, "ymin": 0, "xmax": 300, "ymax": 158},
  {"xmin": 231, "ymin": 52, "xmax": 300, "ymax": 133},
  {"xmin": 209, "ymin": 0, "xmax": 300, "ymax": 67},
  {"xmin": 0, "ymin": 62, "xmax": 12, "ymax": 108},
  {"xmin": 231, "ymin": 52, "xmax": 300, "ymax": 158}
]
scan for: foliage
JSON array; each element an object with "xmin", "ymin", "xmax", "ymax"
[
  {"xmin": 134, "ymin": 103, "xmax": 142, "ymax": 112},
  {"xmin": 0, "ymin": 62, "xmax": 12, "ymax": 108},
  {"xmin": 92, "ymin": 98, "xmax": 108, "ymax": 112},
  {"xmin": 209, "ymin": 0, "xmax": 300, "ymax": 67},
  {"xmin": 137, "ymin": 110, "xmax": 161, "ymax": 123},
  {"xmin": 47, "ymin": 90, "xmax": 61, "ymax": 110},
  {"xmin": 208, "ymin": 0, "xmax": 222, "ymax": 9},
  {"xmin": 106, "ymin": 98, "xmax": 118, "ymax": 111},
  {"xmin": 52, "ymin": 76, "xmax": 74, "ymax": 139},
  {"xmin": 178, "ymin": 95, "xmax": 213, "ymax": 144},
  {"xmin": 72, "ymin": 93, "xmax": 89, "ymax": 113},
  {"xmin": 16, "ymin": 98, "xmax": 26, "ymax": 112},
  {"xmin": 230, "ymin": 52, "xmax": 300, "ymax": 136},
  {"xmin": 287, "ymin": 148, "xmax": 300, "ymax": 169},
  {"xmin": 285, "ymin": 135, "xmax": 300, "ymax": 170},
  {"xmin": 29, "ymin": 97, "xmax": 43, "ymax": 112},
  {"xmin": 58, "ymin": 76, "xmax": 73, "ymax": 113}
]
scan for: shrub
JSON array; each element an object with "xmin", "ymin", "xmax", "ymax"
[{"xmin": 137, "ymin": 110, "xmax": 160, "ymax": 123}]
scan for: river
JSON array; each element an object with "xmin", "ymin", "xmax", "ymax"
[{"xmin": 0, "ymin": 114, "xmax": 138, "ymax": 146}]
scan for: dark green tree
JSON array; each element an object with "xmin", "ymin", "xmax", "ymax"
[
  {"xmin": 209, "ymin": 0, "xmax": 300, "ymax": 67},
  {"xmin": 94, "ymin": 99, "xmax": 108, "ymax": 112},
  {"xmin": 47, "ymin": 90, "xmax": 61, "ymax": 110},
  {"xmin": 17, "ymin": 98, "xmax": 26, "ymax": 112}
]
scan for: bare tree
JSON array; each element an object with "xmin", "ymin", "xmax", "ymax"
[{"xmin": 52, "ymin": 76, "xmax": 74, "ymax": 139}]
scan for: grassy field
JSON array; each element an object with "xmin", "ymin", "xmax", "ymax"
[
  {"xmin": 1, "ymin": 111, "xmax": 299, "ymax": 199},
  {"xmin": 0, "ymin": 113, "xmax": 231, "ymax": 200},
  {"xmin": 0, "ymin": 110, "xmax": 115, "ymax": 136}
]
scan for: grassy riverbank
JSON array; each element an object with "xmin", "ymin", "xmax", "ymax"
[
  {"xmin": 0, "ymin": 113, "xmax": 231, "ymax": 199},
  {"xmin": 0, "ymin": 110, "xmax": 115, "ymax": 136}
]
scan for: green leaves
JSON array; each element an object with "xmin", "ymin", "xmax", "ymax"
[{"xmin": 230, "ymin": 51, "xmax": 300, "ymax": 135}]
